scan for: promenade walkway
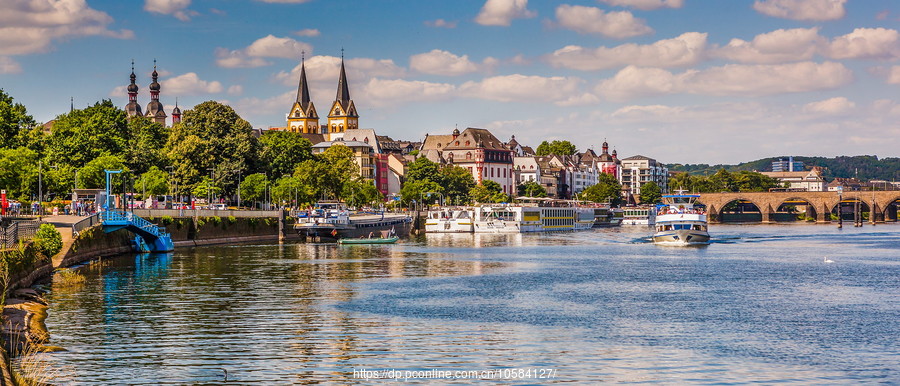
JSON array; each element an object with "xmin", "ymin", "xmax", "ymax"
[{"xmin": 41, "ymin": 215, "xmax": 83, "ymax": 268}]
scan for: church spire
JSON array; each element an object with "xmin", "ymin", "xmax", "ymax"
[
  {"xmin": 296, "ymin": 52, "xmax": 312, "ymax": 109},
  {"xmin": 335, "ymin": 50, "xmax": 351, "ymax": 107}
]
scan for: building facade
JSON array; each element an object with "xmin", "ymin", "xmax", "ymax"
[
  {"xmin": 421, "ymin": 128, "xmax": 516, "ymax": 195},
  {"xmin": 620, "ymin": 155, "xmax": 669, "ymax": 200}
]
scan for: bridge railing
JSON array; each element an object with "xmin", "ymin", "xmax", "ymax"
[
  {"xmin": 101, "ymin": 210, "xmax": 170, "ymax": 238},
  {"xmin": 71, "ymin": 213, "xmax": 102, "ymax": 236},
  {"xmin": 0, "ymin": 220, "xmax": 42, "ymax": 250}
]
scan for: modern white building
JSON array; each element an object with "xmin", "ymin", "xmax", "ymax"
[{"xmin": 620, "ymin": 155, "xmax": 669, "ymax": 199}]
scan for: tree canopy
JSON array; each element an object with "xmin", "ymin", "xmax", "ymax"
[
  {"xmin": 638, "ymin": 181, "xmax": 662, "ymax": 204},
  {"xmin": 535, "ymin": 140, "xmax": 577, "ymax": 156},
  {"xmin": 580, "ymin": 173, "xmax": 622, "ymax": 206},
  {"xmin": 0, "ymin": 89, "xmax": 36, "ymax": 149}
]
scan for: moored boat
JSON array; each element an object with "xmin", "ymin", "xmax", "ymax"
[
  {"xmin": 652, "ymin": 191, "xmax": 710, "ymax": 246},
  {"xmin": 621, "ymin": 206, "xmax": 656, "ymax": 226},
  {"xmin": 294, "ymin": 202, "xmax": 411, "ymax": 242},
  {"xmin": 472, "ymin": 199, "xmax": 594, "ymax": 233},
  {"xmin": 424, "ymin": 207, "xmax": 475, "ymax": 233}
]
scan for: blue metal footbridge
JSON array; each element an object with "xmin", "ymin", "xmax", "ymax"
[
  {"xmin": 101, "ymin": 210, "xmax": 174, "ymax": 252},
  {"xmin": 100, "ymin": 169, "xmax": 174, "ymax": 253}
]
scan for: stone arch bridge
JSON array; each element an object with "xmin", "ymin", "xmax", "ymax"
[{"xmin": 697, "ymin": 191, "xmax": 900, "ymax": 223}]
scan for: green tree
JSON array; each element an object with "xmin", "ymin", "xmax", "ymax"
[
  {"xmin": 318, "ymin": 144, "xmax": 360, "ymax": 200},
  {"xmin": 45, "ymin": 100, "xmax": 129, "ymax": 167},
  {"xmin": 517, "ymin": 180, "xmax": 547, "ymax": 198},
  {"xmin": 345, "ymin": 180, "xmax": 383, "ymax": 208},
  {"xmin": 259, "ymin": 131, "xmax": 313, "ymax": 178},
  {"xmin": 732, "ymin": 170, "xmax": 779, "ymax": 192},
  {"xmin": 469, "ymin": 180, "xmax": 504, "ymax": 203},
  {"xmin": 78, "ymin": 155, "xmax": 128, "ymax": 189},
  {"xmin": 708, "ymin": 169, "xmax": 735, "ymax": 192},
  {"xmin": 239, "ymin": 173, "xmax": 268, "ymax": 206},
  {"xmin": 271, "ymin": 176, "xmax": 305, "ymax": 207},
  {"xmin": 0, "ymin": 147, "xmax": 38, "ymax": 200},
  {"xmin": 123, "ymin": 116, "xmax": 169, "ymax": 174},
  {"xmin": 166, "ymin": 101, "xmax": 259, "ymax": 197},
  {"xmin": 33, "ymin": 223, "xmax": 63, "ymax": 258},
  {"xmin": 581, "ymin": 173, "xmax": 622, "ymax": 206},
  {"xmin": 136, "ymin": 166, "xmax": 170, "ymax": 197},
  {"xmin": 638, "ymin": 181, "xmax": 662, "ymax": 204},
  {"xmin": 0, "ymin": 89, "xmax": 36, "ymax": 149},
  {"xmin": 439, "ymin": 165, "xmax": 475, "ymax": 204},
  {"xmin": 400, "ymin": 179, "xmax": 443, "ymax": 207},
  {"xmin": 669, "ymin": 172, "xmax": 694, "ymax": 192},
  {"xmin": 192, "ymin": 176, "xmax": 223, "ymax": 201},
  {"xmin": 293, "ymin": 159, "xmax": 330, "ymax": 201},
  {"xmin": 406, "ymin": 156, "xmax": 442, "ymax": 183},
  {"xmin": 535, "ymin": 140, "xmax": 577, "ymax": 156}
]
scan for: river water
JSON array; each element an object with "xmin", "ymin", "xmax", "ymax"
[{"xmin": 40, "ymin": 224, "xmax": 899, "ymax": 384}]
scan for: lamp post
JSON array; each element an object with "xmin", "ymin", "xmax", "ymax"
[
  {"xmin": 236, "ymin": 169, "xmax": 242, "ymax": 209},
  {"xmin": 37, "ymin": 161, "xmax": 42, "ymax": 219},
  {"xmin": 165, "ymin": 166, "xmax": 174, "ymax": 207}
]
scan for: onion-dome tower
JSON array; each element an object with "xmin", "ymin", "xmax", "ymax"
[
  {"xmin": 171, "ymin": 98, "xmax": 182, "ymax": 125},
  {"xmin": 125, "ymin": 60, "xmax": 143, "ymax": 118},
  {"xmin": 144, "ymin": 60, "xmax": 167, "ymax": 125}
]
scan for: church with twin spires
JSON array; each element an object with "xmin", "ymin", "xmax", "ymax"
[{"xmin": 285, "ymin": 55, "xmax": 358, "ymax": 142}]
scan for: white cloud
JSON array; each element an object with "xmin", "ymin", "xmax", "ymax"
[
  {"xmin": 459, "ymin": 74, "xmax": 582, "ymax": 103},
  {"xmin": 424, "ymin": 19, "xmax": 457, "ymax": 28},
  {"xmin": 547, "ymin": 32, "xmax": 707, "ymax": 71},
  {"xmin": 227, "ymin": 85, "xmax": 244, "ymax": 95},
  {"xmin": 597, "ymin": 0, "xmax": 684, "ymax": 10},
  {"xmin": 596, "ymin": 61, "xmax": 853, "ymax": 101},
  {"xmin": 475, "ymin": 0, "xmax": 536, "ymax": 27},
  {"xmin": 245, "ymin": 35, "xmax": 311, "ymax": 59},
  {"xmin": 555, "ymin": 93, "xmax": 601, "ymax": 107},
  {"xmin": 0, "ymin": 57, "xmax": 22, "ymax": 74},
  {"xmin": 753, "ymin": 0, "xmax": 846, "ymax": 21},
  {"xmin": 889, "ymin": 66, "xmax": 900, "ymax": 85},
  {"xmin": 410, "ymin": 50, "xmax": 480, "ymax": 76},
  {"xmin": 216, "ymin": 35, "xmax": 312, "ymax": 68},
  {"xmin": 714, "ymin": 27, "xmax": 824, "ymax": 64},
  {"xmin": 826, "ymin": 28, "xmax": 900, "ymax": 60},
  {"xmin": 361, "ymin": 78, "xmax": 456, "ymax": 107},
  {"xmin": 144, "ymin": 0, "xmax": 196, "ymax": 21},
  {"xmin": 555, "ymin": 5, "xmax": 652, "ymax": 39},
  {"xmin": 802, "ymin": 97, "xmax": 855, "ymax": 115},
  {"xmin": 215, "ymin": 48, "xmax": 270, "ymax": 68},
  {"xmin": 293, "ymin": 28, "xmax": 320, "ymax": 37},
  {"xmin": 161, "ymin": 73, "xmax": 224, "ymax": 95},
  {"xmin": 0, "ymin": 0, "xmax": 134, "ymax": 56}
]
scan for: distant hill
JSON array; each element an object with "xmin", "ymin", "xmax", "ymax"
[{"xmin": 667, "ymin": 156, "xmax": 900, "ymax": 181}]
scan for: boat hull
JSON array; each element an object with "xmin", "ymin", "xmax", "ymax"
[
  {"xmin": 296, "ymin": 215, "xmax": 411, "ymax": 242},
  {"xmin": 652, "ymin": 229, "xmax": 710, "ymax": 245},
  {"xmin": 338, "ymin": 236, "xmax": 399, "ymax": 245}
]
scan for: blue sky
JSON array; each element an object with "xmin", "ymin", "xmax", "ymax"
[{"xmin": 1, "ymin": 0, "xmax": 898, "ymax": 164}]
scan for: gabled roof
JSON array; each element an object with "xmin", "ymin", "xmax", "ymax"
[
  {"xmin": 299, "ymin": 133, "xmax": 326, "ymax": 145},
  {"xmin": 421, "ymin": 134, "xmax": 454, "ymax": 151},
  {"xmin": 343, "ymin": 128, "xmax": 381, "ymax": 153},
  {"xmin": 622, "ymin": 155, "xmax": 653, "ymax": 161},
  {"xmin": 442, "ymin": 128, "xmax": 509, "ymax": 151}
]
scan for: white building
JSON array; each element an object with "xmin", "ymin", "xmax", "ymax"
[
  {"xmin": 620, "ymin": 155, "xmax": 669, "ymax": 199},
  {"xmin": 762, "ymin": 168, "xmax": 826, "ymax": 192}
]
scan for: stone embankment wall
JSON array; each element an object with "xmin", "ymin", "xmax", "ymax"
[{"xmin": 57, "ymin": 215, "xmax": 293, "ymax": 268}]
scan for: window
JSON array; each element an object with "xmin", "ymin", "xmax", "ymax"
[
  {"xmin": 466, "ymin": 140, "xmax": 470, "ymax": 146},
  {"xmin": 466, "ymin": 152, "xmax": 472, "ymax": 159}
]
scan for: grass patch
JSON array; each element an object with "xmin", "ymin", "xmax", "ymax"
[{"xmin": 54, "ymin": 268, "xmax": 86, "ymax": 288}]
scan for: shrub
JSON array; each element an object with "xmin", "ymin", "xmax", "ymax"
[
  {"xmin": 33, "ymin": 224, "xmax": 63, "ymax": 258},
  {"xmin": 160, "ymin": 216, "xmax": 174, "ymax": 226},
  {"xmin": 54, "ymin": 268, "xmax": 86, "ymax": 288}
]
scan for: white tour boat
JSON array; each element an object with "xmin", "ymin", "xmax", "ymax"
[
  {"xmin": 473, "ymin": 199, "xmax": 595, "ymax": 233},
  {"xmin": 621, "ymin": 206, "xmax": 656, "ymax": 226},
  {"xmin": 652, "ymin": 191, "xmax": 710, "ymax": 245},
  {"xmin": 424, "ymin": 208, "xmax": 475, "ymax": 233}
]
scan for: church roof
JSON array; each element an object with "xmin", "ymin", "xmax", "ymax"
[
  {"xmin": 335, "ymin": 59, "xmax": 351, "ymax": 108},
  {"xmin": 421, "ymin": 134, "xmax": 454, "ymax": 151}
]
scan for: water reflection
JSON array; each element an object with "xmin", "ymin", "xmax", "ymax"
[{"xmin": 40, "ymin": 225, "xmax": 900, "ymax": 383}]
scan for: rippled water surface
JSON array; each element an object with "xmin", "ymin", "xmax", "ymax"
[{"xmin": 42, "ymin": 224, "xmax": 900, "ymax": 384}]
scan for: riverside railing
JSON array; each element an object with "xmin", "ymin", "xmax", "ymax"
[
  {"xmin": 71, "ymin": 213, "xmax": 101, "ymax": 237},
  {"xmin": 0, "ymin": 220, "xmax": 42, "ymax": 250}
]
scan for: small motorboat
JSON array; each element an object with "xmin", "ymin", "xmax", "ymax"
[{"xmin": 338, "ymin": 228, "xmax": 399, "ymax": 245}]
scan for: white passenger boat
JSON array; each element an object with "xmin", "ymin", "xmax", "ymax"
[
  {"xmin": 621, "ymin": 206, "xmax": 656, "ymax": 225},
  {"xmin": 424, "ymin": 208, "xmax": 475, "ymax": 233},
  {"xmin": 472, "ymin": 199, "xmax": 594, "ymax": 233},
  {"xmin": 652, "ymin": 191, "xmax": 710, "ymax": 246}
]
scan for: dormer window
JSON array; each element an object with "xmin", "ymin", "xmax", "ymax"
[
  {"xmin": 466, "ymin": 140, "xmax": 470, "ymax": 146},
  {"xmin": 466, "ymin": 152, "xmax": 472, "ymax": 159}
]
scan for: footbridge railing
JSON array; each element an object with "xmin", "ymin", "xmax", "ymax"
[{"xmin": 101, "ymin": 210, "xmax": 174, "ymax": 252}]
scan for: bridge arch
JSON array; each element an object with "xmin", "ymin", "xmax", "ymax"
[{"xmin": 774, "ymin": 197, "xmax": 818, "ymax": 222}]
